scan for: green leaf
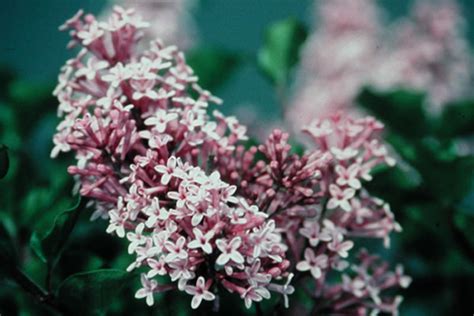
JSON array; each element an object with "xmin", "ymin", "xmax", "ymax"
[
  {"xmin": 257, "ymin": 17, "xmax": 307, "ymax": 86},
  {"xmin": 0, "ymin": 144, "xmax": 9, "ymax": 179},
  {"xmin": 357, "ymin": 87, "xmax": 430, "ymax": 137},
  {"xmin": 421, "ymin": 155, "xmax": 474, "ymax": 203},
  {"xmin": 30, "ymin": 198, "xmax": 85, "ymax": 267},
  {"xmin": 57, "ymin": 269, "xmax": 134, "ymax": 315},
  {"xmin": 187, "ymin": 47, "xmax": 240, "ymax": 91},
  {"xmin": 8, "ymin": 80, "xmax": 54, "ymax": 107},
  {"xmin": 438, "ymin": 100, "xmax": 474, "ymax": 137},
  {"xmin": 367, "ymin": 163, "xmax": 421, "ymax": 193}
]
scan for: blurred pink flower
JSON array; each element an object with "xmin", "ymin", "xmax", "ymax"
[
  {"xmin": 104, "ymin": 0, "xmax": 196, "ymax": 49},
  {"xmin": 372, "ymin": 0, "xmax": 473, "ymax": 112},
  {"xmin": 289, "ymin": 0, "xmax": 473, "ymax": 128}
]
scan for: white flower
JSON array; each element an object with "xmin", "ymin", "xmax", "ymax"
[
  {"xmin": 268, "ymin": 273, "xmax": 295, "ymax": 308},
  {"xmin": 144, "ymin": 110, "xmax": 178, "ymax": 133},
  {"xmin": 77, "ymin": 21, "xmax": 104, "ymax": 45},
  {"xmin": 188, "ymin": 228, "xmax": 215, "ymax": 254},
  {"xmin": 331, "ymin": 146, "xmax": 359, "ymax": 161},
  {"xmin": 296, "ymin": 248, "xmax": 328, "ymax": 279},
  {"xmin": 164, "ymin": 236, "xmax": 188, "ymax": 263},
  {"xmin": 328, "ymin": 240, "xmax": 354, "ymax": 258},
  {"xmin": 126, "ymin": 223, "xmax": 147, "ymax": 254},
  {"xmin": 155, "ymin": 156, "xmax": 179, "ymax": 185},
  {"xmin": 327, "ymin": 184, "xmax": 355, "ymax": 212},
  {"xmin": 102, "ymin": 62, "xmax": 131, "ymax": 87},
  {"xmin": 241, "ymin": 284, "xmax": 271, "ymax": 309},
  {"xmin": 135, "ymin": 274, "xmax": 157, "ymax": 306},
  {"xmin": 299, "ymin": 220, "xmax": 322, "ymax": 247},
  {"xmin": 75, "ymin": 57, "xmax": 109, "ymax": 80},
  {"xmin": 105, "ymin": 198, "xmax": 128, "ymax": 238},
  {"xmin": 335, "ymin": 163, "xmax": 361, "ymax": 189},
  {"xmin": 216, "ymin": 237, "xmax": 244, "ymax": 265},
  {"xmin": 184, "ymin": 277, "xmax": 215, "ymax": 309}
]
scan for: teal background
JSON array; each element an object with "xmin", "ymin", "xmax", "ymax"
[{"xmin": 1, "ymin": 0, "xmax": 473, "ymax": 120}]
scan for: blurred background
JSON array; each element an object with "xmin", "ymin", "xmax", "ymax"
[{"xmin": 1, "ymin": 0, "xmax": 474, "ymax": 315}]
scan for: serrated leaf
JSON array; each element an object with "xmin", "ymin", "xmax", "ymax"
[
  {"xmin": 0, "ymin": 144, "xmax": 9, "ymax": 179},
  {"xmin": 30, "ymin": 198, "xmax": 85, "ymax": 267},
  {"xmin": 57, "ymin": 269, "xmax": 133, "ymax": 315},
  {"xmin": 187, "ymin": 47, "xmax": 241, "ymax": 91},
  {"xmin": 357, "ymin": 87, "xmax": 430, "ymax": 137},
  {"xmin": 257, "ymin": 17, "xmax": 307, "ymax": 85}
]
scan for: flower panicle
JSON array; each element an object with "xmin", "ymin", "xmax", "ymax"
[{"xmin": 53, "ymin": 7, "xmax": 409, "ymax": 313}]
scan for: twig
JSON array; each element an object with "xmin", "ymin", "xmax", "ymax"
[{"xmin": 10, "ymin": 266, "xmax": 63, "ymax": 314}]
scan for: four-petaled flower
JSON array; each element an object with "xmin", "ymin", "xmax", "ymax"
[
  {"xmin": 335, "ymin": 163, "xmax": 361, "ymax": 189},
  {"xmin": 296, "ymin": 248, "xmax": 329, "ymax": 279},
  {"xmin": 184, "ymin": 277, "xmax": 216, "ymax": 309},
  {"xmin": 144, "ymin": 110, "xmax": 179, "ymax": 133},
  {"xmin": 188, "ymin": 228, "xmax": 215, "ymax": 254},
  {"xmin": 327, "ymin": 184, "xmax": 355, "ymax": 212},
  {"xmin": 135, "ymin": 274, "xmax": 158, "ymax": 306},
  {"xmin": 216, "ymin": 237, "xmax": 244, "ymax": 265},
  {"xmin": 241, "ymin": 284, "xmax": 271, "ymax": 309},
  {"xmin": 155, "ymin": 156, "xmax": 180, "ymax": 185}
]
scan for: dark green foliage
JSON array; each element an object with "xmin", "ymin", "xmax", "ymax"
[
  {"xmin": 0, "ymin": 144, "xmax": 9, "ymax": 179},
  {"xmin": 357, "ymin": 87, "xmax": 430, "ymax": 137},
  {"xmin": 438, "ymin": 100, "xmax": 474, "ymax": 137},
  {"xmin": 357, "ymin": 87, "xmax": 474, "ymax": 315},
  {"xmin": 187, "ymin": 46, "xmax": 241, "ymax": 91},
  {"xmin": 30, "ymin": 198, "xmax": 85, "ymax": 267},
  {"xmin": 57, "ymin": 269, "xmax": 134, "ymax": 315}
]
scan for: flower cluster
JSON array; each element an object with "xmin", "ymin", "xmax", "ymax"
[
  {"xmin": 53, "ymin": 6, "xmax": 290, "ymax": 309},
  {"xmin": 288, "ymin": 0, "xmax": 382, "ymax": 125},
  {"xmin": 120, "ymin": 160, "xmax": 289, "ymax": 309},
  {"xmin": 290, "ymin": 0, "xmax": 473, "ymax": 127},
  {"xmin": 213, "ymin": 113, "xmax": 409, "ymax": 314},
  {"xmin": 372, "ymin": 0, "xmax": 472, "ymax": 112},
  {"xmin": 324, "ymin": 249, "xmax": 411, "ymax": 315},
  {"xmin": 53, "ymin": 7, "xmax": 409, "ymax": 313},
  {"xmin": 103, "ymin": 0, "xmax": 196, "ymax": 50}
]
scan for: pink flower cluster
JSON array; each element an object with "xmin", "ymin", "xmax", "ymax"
[
  {"xmin": 103, "ymin": 0, "xmax": 196, "ymax": 50},
  {"xmin": 288, "ymin": 0, "xmax": 382, "ymax": 126},
  {"xmin": 373, "ymin": 0, "xmax": 472, "ymax": 112},
  {"xmin": 290, "ymin": 0, "xmax": 473, "ymax": 127},
  {"xmin": 53, "ymin": 7, "xmax": 410, "ymax": 313}
]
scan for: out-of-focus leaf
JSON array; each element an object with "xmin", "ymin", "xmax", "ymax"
[
  {"xmin": 57, "ymin": 269, "xmax": 133, "ymax": 315},
  {"xmin": 0, "ymin": 218, "xmax": 17, "ymax": 272},
  {"xmin": 257, "ymin": 18, "xmax": 307, "ymax": 85},
  {"xmin": 367, "ymin": 163, "xmax": 421, "ymax": 193},
  {"xmin": 8, "ymin": 80, "xmax": 54, "ymax": 107},
  {"xmin": 0, "ymin": 65, "xmax": 15, "ymax": 99},
  {"xmin": 21, "ymin": 188, "xmax": 55, "ymax": 227},
  {"xmin": 357, "ymin": 88, "xmax": 430, "ymax": 137},
  {"xmin": 438, "ymin": 100, "xmax": 474, "ymax": 137},
  {"xmin": 454, "ymin": 212, "xmax": 474, "ymax": 246},
  {"xmin": 187, "ymin": 47, "xmax": 240, "ymax": 91},
  {"xmin": 0, "ymin": 103, "xmax": 21, "ymax": 154},
  {"xmin": 412, "ymin": 144, "xmax": 474, "ymax": 203},
  {"xmin": 0, "ymin": 144, "xmax": 9, "ymax": 179},
  {"xmin": 30, "ymin": 198, "xmax": 85, "ymax": 267}
]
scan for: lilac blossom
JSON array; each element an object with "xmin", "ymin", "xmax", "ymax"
[
  {"xmin": 104, "ymin": 0, "xmax": 196, "ymax": 49},
  {"xmin": 53, "ymin": 7, "xmax": 409, "ymax": 313}
]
